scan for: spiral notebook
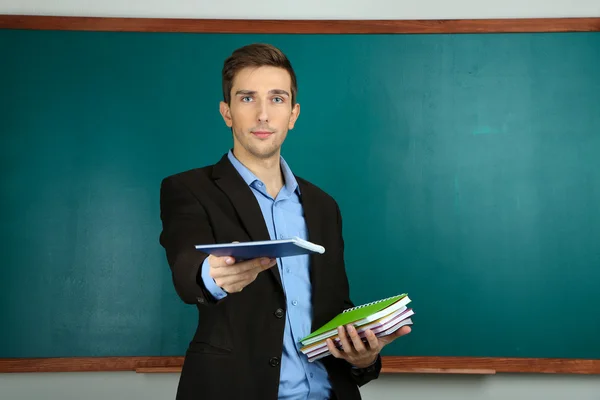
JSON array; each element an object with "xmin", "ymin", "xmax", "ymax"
[
  {"xmin": 302, "ymin": 314, "xmax": 414, "ymax": 362},
  {"xmin": 299, "ymin": 293, "xmax": 412, "ymax": 346},
  {"xmin": 300, "ymin": 307, "xmax": 415, "ymax": 360}
]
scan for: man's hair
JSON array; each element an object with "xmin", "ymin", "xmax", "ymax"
[{"xmin": 222, "ymin": 43, "xmax": 298, "ymax": 106}]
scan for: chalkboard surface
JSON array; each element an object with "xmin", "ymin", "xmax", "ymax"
[{"xmin": 1, "ymin": 29, "xmax": 599, "ymax": 360}]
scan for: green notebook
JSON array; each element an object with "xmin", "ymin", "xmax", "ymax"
[{"xmin": 300, "ymin": 293, "xmax": 410, "ymax": 345}]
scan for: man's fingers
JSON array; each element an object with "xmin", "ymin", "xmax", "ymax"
[
  {"xmin": 216, "ymin": 257, "xmax": 276, "ymax": 277},
  {"xmin": 380, "ymin": 325, "xmax": 412, "ymax": 346},
  {"xmin": 337, "ymin": 326, "xmax": 352, "ymax": 355},
  {"xmin": 209, "ymin": 255, "xmax": 236, "ymax": 269},
  {"xmin": 261, "ymin": 257, "xmax": 278, "ymax": 271},
  {"xmin": 365, "ymin": 329, "xmax": 380, "ymax": 351},
  {"xmin": 207, "ymin": 240, "xmax": 241, "ymax": 269},
  {"xmin": 326, "ymin": 339, "xmax": 343, "ymax": 359},
  {"xmin": 391, "ymin": 325, "xmax": 412, "ymax": 340},
  {"xmin": 210, "ymin": 255, "xmax": 277, "ymax": 292},
  {"xmin": 346, "ymin": 325, "xmax": 367, "ymax": 354},
  {"xmin": 236, "ymin": 257, "xmax": 276, "ymax": 273},
  {"xmin": 215, "ymin": 276, "xmax": 249, "ymax": 293},
  {"xmin": 214, "ymin": 265, "xmax": 265, "ymax": 293}
]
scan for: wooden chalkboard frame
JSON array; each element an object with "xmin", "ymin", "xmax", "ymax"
[
  {"xmin": 0, "ymin": 14, "xmax": 599, "ymax": 375},
  {"xmin": 0, "ymin": 15, "xmax": 599, "ymax": 33},
  {"xmin": 1, "ymin": 356, "xmax": 600, "ymax": 374}
]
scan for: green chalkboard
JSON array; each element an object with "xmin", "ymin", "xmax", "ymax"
[{"xmin": 1, "ymin": 29, "xmax": 599, "ymax": 360}]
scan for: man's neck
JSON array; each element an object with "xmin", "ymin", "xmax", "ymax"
[{"xmin": 233, "ymin": 148, "xmax": 284, "ymax": 198}]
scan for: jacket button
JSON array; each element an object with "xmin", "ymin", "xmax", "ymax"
[
  {"xmin": 274, "ymin": 308, "xmax": 284, "ymax": 318},
  {"xmin": 196, "ymin": 297, "xmax": 205, "ymax": 304},
  {"xmin": 269, "ymin": 357, "xmax": 280, "ymax": 367}
]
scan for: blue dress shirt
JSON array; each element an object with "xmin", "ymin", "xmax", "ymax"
[{"xmin": 200, "ymin": 150, "xmax": 332, "ymax": 399}]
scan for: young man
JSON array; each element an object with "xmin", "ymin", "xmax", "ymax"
[{"xmin": 159, "ymin": 43, "xmax": 410, "ymax": 400}]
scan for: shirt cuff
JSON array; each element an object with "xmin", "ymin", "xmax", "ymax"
[{"xmin": 200, "ymin": 257, "xmax": 228, "ymax": 300}]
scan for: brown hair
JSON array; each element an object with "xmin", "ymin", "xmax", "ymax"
[{"xmin": 222, "ymin": 43, "xmax": 298, "ymax": 106}]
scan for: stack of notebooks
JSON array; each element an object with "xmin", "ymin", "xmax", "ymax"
[{"xmin": 299, "ymin": 293, "xmax": 414, "ymax": 362}]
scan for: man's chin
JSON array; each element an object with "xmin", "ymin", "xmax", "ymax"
[
  {"xmin": 252, "ymin": 149, "xmax": 280, "ymax": 160},
  {"xmin": 233, "ymin": 138, "xmax": 282, "ymax": 161},
  {"xmin": 244, "ymin": 143, "xmax": 280, "ymax": 159}
]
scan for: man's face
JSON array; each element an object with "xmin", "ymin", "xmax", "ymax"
[{"xmin": 220, "ymin": 66, "xmax": 300, "ymax": 161}]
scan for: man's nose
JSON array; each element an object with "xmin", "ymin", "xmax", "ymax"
[{"xmin": 257, "ymin": 101, "xmax": 269, "ymax": 123}]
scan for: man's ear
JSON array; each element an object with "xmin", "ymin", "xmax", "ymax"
[
  {"xmin": 220, "ymin": 101, "xmax": 232, "ymax": 128},
  {"xmin": 288, "ymin": 102, "xmax": 300, "ymax": 130}
]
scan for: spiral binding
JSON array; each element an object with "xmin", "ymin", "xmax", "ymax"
[{"xmin": 341, "ymin": 295, "xmax": 400, "ymax": 313}]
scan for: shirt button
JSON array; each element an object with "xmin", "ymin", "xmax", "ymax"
[
  {"xmin": 310, "ymin": 373, "xmax": 314, "ymax": 378},
  {"xmin": 286, "ymin": 268, "xmax": 290, "ymax": 273},
  {"xmin": 279, "ymin": 234, "xmax": 284, "ymax": 239},
  {"xmin": 274, "ymin": 308, "xmax": 284, "ymax": 318},
  {"xmin": 269, "ymin": 357, "xmax": 280, "ymax": 367},
  {"xmin": 292, "ymin": 300, "xmax": 298, "ymax": 306}
]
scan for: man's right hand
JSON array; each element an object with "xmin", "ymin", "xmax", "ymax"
[{"xmin": 208, "ymin": 255, "xmax": 277, "ymax": 293}]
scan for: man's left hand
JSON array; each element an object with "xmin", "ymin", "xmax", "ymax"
[{"xmin": 325, "ymin": 324, "xmax": 411, "ymax": 369}]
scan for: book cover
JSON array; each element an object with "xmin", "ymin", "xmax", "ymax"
[{"xmin": 300, "ymin": 293, "xmax": 410, "ymax": 345}]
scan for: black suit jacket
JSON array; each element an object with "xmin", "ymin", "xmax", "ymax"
[{"xmin": 159, "ymin": 153, "xmax": 381, "ymax": 400}]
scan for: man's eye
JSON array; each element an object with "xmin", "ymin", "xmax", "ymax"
[
  {"xmin": 242, "ymin": 96, "xmax": 253, "ymax": 102},
  {"xmin": 273, "ymin": 97, "xmax": 283, "ymax": 103}
]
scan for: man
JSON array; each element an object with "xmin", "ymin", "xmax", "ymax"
[{"xmin": 159, "ymin": 43, "xmax": 410, "ymax": 400}]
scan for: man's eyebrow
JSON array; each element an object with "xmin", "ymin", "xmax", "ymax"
[
  {"xmin": 235, "ymin": 90, "xmax": 256, "ymax": 96},
  {"xmin": 234, "ymin": 89, "xmax": 290, "ymax": 97},
  {"xmin": 269, "ymin": 89, "xmax": 290, "ymax": 97}
]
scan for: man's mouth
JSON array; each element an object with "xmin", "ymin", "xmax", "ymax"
[{"xmin": 252, "ymin": 131, "xmax": 273, "ymax": 139}]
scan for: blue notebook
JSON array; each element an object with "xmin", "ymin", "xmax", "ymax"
[{"xmin": 195, "ymin": 237, "xmax": 326, "ymax": 259}]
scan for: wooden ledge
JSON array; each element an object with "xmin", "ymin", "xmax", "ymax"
[
  {"xmin": 1, "ymin": 356, "xmax": 598, "ymax": 374},
  {"xmin": 0, "ymin": 15, "xmax": 599, "ymax": 33},
  {"xmin": 135, "ymin": 366, "xmax": 497, "ymax": 375},
  {"xmin": 135, "ymin": 367, "xmax": 182, "ymax": 373}
]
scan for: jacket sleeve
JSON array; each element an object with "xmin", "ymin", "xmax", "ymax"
[
  {"xmin": 350, "ymin": 355, "xmax": 382, "ymax": 386},
  {"xmin": 159, "ymin": 174, "xmax": 222, "ymax": 306},
  {"xmin": 334, "ymin": 200, "xmax": 383, "ymax": 386}
]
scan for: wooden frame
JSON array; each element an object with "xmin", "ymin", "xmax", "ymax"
[
  {"xmin": 0, "ymin": 14, "xmax": 599, "ymax": 374},
  {"xmin": 1, "ymin": 356, "xmax": 599, "ymax": 374},
  {"xmin": 0, "ymin": 15, "xmax": 599, "ymax": 33}
]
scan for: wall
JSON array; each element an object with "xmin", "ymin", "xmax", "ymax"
[
  {"xmin": 1, "ymin": 1, "xmax": 599, "ymax": 399},
  {"xmin": 0, "ymin": 0, "xmax": 598, "ymax": 19},
  {"xmin": 2, "ymin": 371, "xmax": 600, "ymax": 400}
]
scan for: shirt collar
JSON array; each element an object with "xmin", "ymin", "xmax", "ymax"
[{"xmin": 227, "ymin": 149, "xmax": 301, "ymax": 196}]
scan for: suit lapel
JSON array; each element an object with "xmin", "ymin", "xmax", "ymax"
[
  {"xmin": 212, "ymin": 154, "xmax": 282, "ymax": 289},
  {"xmin": 298, "ymin": 180, "xmax": 324, "ymax": 263},
  {"xmin": 297, "ymin": 179, "xmax": 327, "ymax": 331}
]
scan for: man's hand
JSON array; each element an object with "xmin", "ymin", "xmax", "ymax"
[
  {"xmin": 326, "ymin": 324, "xmax": 411, "ymax": 369},
  {"xmin": 209, "ymin": 254, "xmax": 277, "ymax": 293}
]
